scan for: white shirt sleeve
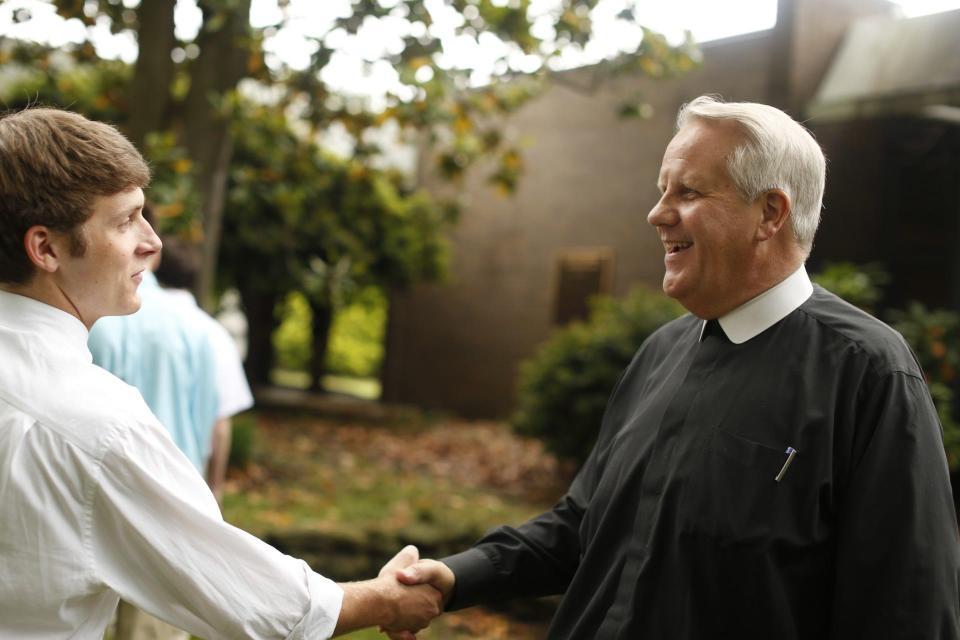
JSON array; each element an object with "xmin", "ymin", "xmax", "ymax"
[{"xmin": 88, "ymin": 420, "xmax": 342, "ymax": 639}]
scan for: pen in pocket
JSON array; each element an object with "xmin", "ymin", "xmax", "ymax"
[{"xmin": 775, "ymin": 446, "xmax": 798, "ymax": 482}]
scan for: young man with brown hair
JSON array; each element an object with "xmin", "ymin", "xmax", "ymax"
[{"xmin": 0, "ymin": 107, "xmax": 441, "ymax": 638}]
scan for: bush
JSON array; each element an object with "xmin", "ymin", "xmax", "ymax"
[
  {"xmin": 326, "ymin": 287, "xmax": 387, "ymax": 378},
  {"xmin": 811, "ymin": 262, "xmax": 889, "ymax": 313},
  {"xmin": 512, "ymin": 287, "xmax": 684, "ymax": 464},
  {"xmin": 273, "ymin": 292, "xmax": 311, "ymax": 373},
  {"xmin": 228, "ymin": 412, "xmax": 258, "ymax": 470},
  {"xmin": 272, "ymin": 289, "xmax": 387, "ymax": 380},
  {"xmin": 516, "ymin": 264, "xmax": 960, "ymax": 469},
  {"xmin": 888, "ymin": 303, "xmax": 960, "ymax": 468}
]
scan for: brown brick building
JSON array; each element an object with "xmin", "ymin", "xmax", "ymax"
[{"xmin": 382, "ymin": 0, "xmax": 960, "ymax": 417}]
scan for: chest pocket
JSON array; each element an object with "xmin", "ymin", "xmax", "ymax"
[{"xmin": 680, "ymin": 427, "xmax": 795, "ymax": 544}]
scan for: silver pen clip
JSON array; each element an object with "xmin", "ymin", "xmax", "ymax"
[{"xmin": 775, "ymin": 447, "xmax": 798, "ymax": 482}]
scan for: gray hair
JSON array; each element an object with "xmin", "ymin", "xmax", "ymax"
[{"xmin": 676, "ymin": 95, "xmax": 826, "ymax": 252}]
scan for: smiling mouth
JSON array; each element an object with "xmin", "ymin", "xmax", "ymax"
[{"xmin": 665, "ymin": 241, "xmax": 693, "ymax": 255}]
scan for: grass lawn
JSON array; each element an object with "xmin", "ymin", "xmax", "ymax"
[{"xmin": 221, "ymin": 409, "xmax": 573, "ymax": 639}]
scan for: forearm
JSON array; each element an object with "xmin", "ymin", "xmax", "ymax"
[
  {"xmin": 205, "ymin": 417, "xmax": 231, "ymax": 502},
  {"xmin": 333, "ymin": 573, "xmax": 442, "ymax": 636},
  {"xmin": 333, "ymin": 580, "xmax": 394, "ymax": 635},
  {"xmin": 443, "ymin": 495, "xmax": 584, "ymax": 610}
]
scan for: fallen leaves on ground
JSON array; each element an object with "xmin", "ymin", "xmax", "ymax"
[{"xmin": 229, "ymin": 412, "xmax": 574, "ymax": 504}]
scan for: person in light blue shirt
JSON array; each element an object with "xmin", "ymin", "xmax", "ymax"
[{"xmin": 88, "ymin": 256, "xmax": 219, "ymax": 474}]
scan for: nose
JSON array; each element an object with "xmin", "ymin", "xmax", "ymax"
[
  {"xmin": 138, "ymin": 217, "xmax": 163, "ymax": 256},
  {"xmin": 647, "ymin": 194, "xmax": 676, "ymax": 228}
]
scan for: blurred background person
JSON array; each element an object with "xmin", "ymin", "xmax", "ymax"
[{"xmin": 154, "ymin": 230, "xmax": 255, "ymax": 505}]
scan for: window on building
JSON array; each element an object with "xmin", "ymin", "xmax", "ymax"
[{"xmin": 552, "ymin": 248, "xmax": 615, "ymax": 325}]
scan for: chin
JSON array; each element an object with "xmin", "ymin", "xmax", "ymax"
[
  {"xmin": 661, "ymin": 277, "xmax": 686, "ymax": 301},
  {"xmin": 116, "ymin": 297, "xmax": 142, "ymax": 317}
]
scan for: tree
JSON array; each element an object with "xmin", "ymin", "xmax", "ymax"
[
  {"xmin": 219, "ymin": 101, "xmax": 452, "ymax": 387},
  {"xmin": 7, "ymin": 0, "xmax": 697, "ymax": 298},
  {"xmin": 3, "ymin": 0, "xmax": 698, "ymax": 389}
]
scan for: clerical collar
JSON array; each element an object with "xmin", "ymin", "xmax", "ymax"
[{"xmin": 700, "ymin": 266, "xmax": 813, "ymax": 344}]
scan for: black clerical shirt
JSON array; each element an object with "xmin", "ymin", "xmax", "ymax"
[{"xmin": 443, "ymin": 283, "xmax": 960, "ymax": 639}]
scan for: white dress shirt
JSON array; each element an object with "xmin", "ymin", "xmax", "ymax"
[
  {"xmin": 702, "ymin": 265, "xmax": 815, "ymax": 343},
  {"xmin": 0, "ymin": 290, "xmax": 342, "ymax": 638},
  {"xmin": 164, "ymin": 288, "xmax": 255, "ymax": 419}
]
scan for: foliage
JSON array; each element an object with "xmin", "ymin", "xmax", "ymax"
[
  {"xmin": 888, "ymin": 303, "xmax": 960, "ymax": 468},
  {"xmin": 8, "ymin": 0, "xmax": 700, "ymax": 204},
  {"xmin": 811, "ymin": 261, "xmax": 889, "ymax": 313},
  {"xmin": 0, "ymin": 45, "xmax": 131, "ymax": 120},
  {"xmin": 142, "ymin": 131, "xmax": 203, "ymax": 237},
  {"xmin": 219, "ymin": 102, "xmax": 453, "ymax": 383},
  {"xmin": 219, "ymin": 101, "xmax": 454, "ymax": 295},
  {"xmin": 227, "ymin": 412, "xmax": 258, "ymax": 470},
  {"xmin": 273, "ymin": 292, "xmax": 312, "ymax": 373},
  {"xmin": 512, "ymin": 287, "xmax": 684, "ymax": 464},
  {"xmin": 516, "ymin": 263, "xmax": 960, "ymax": 469},
  {"xmin": 273, "ymin": 287, "xmax": 388, "ymax": 380},
  {"xmin": 223, "ymin": 411, "xmax": 568, "ymax": 556},
  {"xmin": 224, "ymin": 411, "xmax": 564, "ymax": 636},
  {"xmin": 0, "ymin": 53, "xmax": 203, "ymax": 232},
  {"xmin": 326, "ymin": 286, "xmax": 388, "ymax": 378},
  {"xmin": 4, "ymin": 2, "xmax": 698, "ymax": 386}
]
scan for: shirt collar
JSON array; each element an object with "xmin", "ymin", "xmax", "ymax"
[
  {"xmin": 0, "ymin": 288, "xmax": 91, "ymax": 358},
  {"xmin": 700, "ymin": 265, "xmax": 813, "ymax": 344}
]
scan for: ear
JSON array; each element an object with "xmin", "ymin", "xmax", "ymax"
[
  {"xmin": 756, "ymin": 189, "xmax": 791, "ymax": 242},
  {"xmin": 22, "ymin": 225, "xmax": 65, "ymax": 274}
]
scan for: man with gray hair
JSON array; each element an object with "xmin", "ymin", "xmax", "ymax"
[{"xmin": 387, "ymin": 96, "xmax": 960, "ymax": 638}]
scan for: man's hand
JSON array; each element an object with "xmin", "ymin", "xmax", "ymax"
[
  {"xmin": 380, "ymin": 558, "xmax": 457, "ymax": 640},
  {"xmin": 396, "ymin": 560, "xmax": 455, "ymax": 606},
  {"xmin": 378, "ymin": 544, "xmax": 419, "ymax": 579},
  {"xmin": 334, "ymin": 546, "xmax": 443, "ymax": 637}
]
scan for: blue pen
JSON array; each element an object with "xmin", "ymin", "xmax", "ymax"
[{"xmin": 775, "ymin": 446, "xmax": 798, "ymax": 482}]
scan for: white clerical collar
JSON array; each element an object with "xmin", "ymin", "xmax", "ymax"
[{"xmin": 700, "ymin": 265, "xmax": 813, "ymax": 344}]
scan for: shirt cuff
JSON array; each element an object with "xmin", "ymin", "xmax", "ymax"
[
  {"xmin": 441, "ymin": 548, "xmax": 498, "ymax": 611},
  {"xmin": 287, "ymin": 566, "xmax": 343, "ymax": 639}
]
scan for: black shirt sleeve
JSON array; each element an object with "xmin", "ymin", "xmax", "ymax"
[
  {"xmin": 443, "ymin": 459, "xmax": 593, "ymax": 610},
  {"xmin": 439, "ymin": 347, "xmax": 651, "ymax": 612},
  {"xmin": 831, "ymin": 370, "xmax": 960, "ymax": 639}
]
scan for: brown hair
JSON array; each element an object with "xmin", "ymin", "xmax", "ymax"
[{"xmin": 0, "ymin": 107, "xmax": 151, "ymax": 284}]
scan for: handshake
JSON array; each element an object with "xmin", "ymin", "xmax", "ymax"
[{"xmin": 334, "ymin": 545, "xmax": 456, "ymax": 638}]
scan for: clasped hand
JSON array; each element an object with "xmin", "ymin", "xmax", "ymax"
[{"xmin": 377, "ymin": 546, "xmax": 456, "ymax": 640}]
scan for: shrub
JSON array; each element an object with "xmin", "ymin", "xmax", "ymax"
[
  {"xmin": 273, "ymin": 292, "xmax": 311, "ymax": 373},
  {"xmin": 888, "ymin": 303, "xmax": 960, "ymax": 469},
  {"xmin": 512, "ymin": 287, "xmax": 684, "ymax": 464},
  {"xmin": 811, "ymin": 262, "xmax": 889, "ymax": 313},
  {"xmin": 326, "ymin": 287, "xmax": 387, "ymax": 378},
  {"xmin": 272, "ymin": 288, "xmax": 387, "ymax": 380},
  {"xmin": 228, "ymin": 413, "xmax": 258, "ymax": 470}
]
